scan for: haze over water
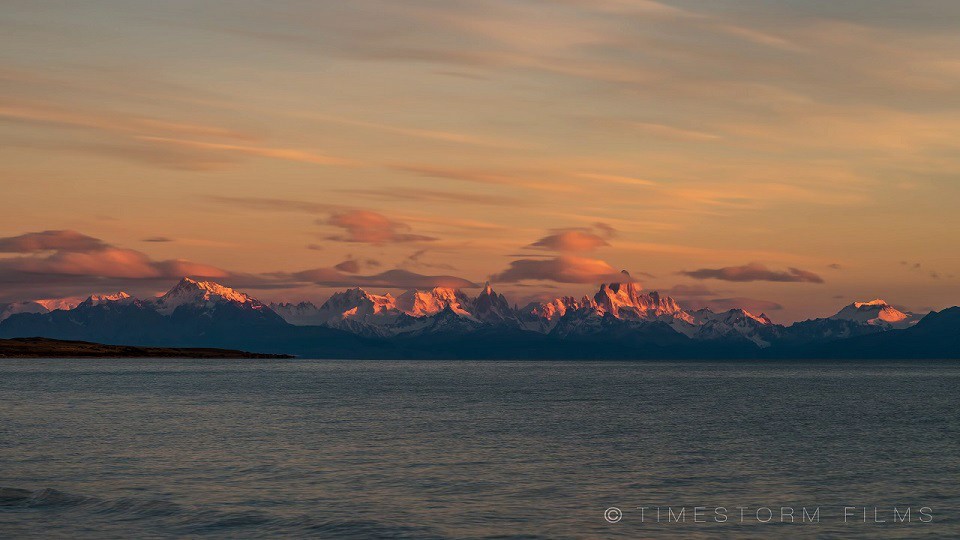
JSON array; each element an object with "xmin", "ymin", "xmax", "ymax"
[{"xmin": 1, "ymin": 359, "xmax": 958, "ymax": 538}]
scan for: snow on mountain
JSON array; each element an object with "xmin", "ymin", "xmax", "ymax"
[
  {"xmin": 1, "ymin": 276, "xmax": 926, "ymax": 350},
  {"xmin": 269, "ymin": 301, "xmax": 324, "ymax": 326},
  {"xmin": 396, "ymin": 287, "xmax": 474, "ymax": 318},
  {"xmin": 472, "ymin": 282, "xmax": 517, "ymax": 324},
  {"xmin": 594, "ymin": 280, "xmax": 690, "ymax": 322},
  {"xmin": 519, "ymin": 296, "xmax": 592, "ymax": 333},
  {"xmin": 829, "ymin": 299, "xmax": 919, "ymax": 329},
  {"xmin": 151, "ymin": 277, "xmax": 269, "ymax": 315},
  {"xmin": 520, "ymin": 275, "xmax": 692, "ymax": 334},
  {"xmin": 304, "ymin": 288, "xmax": 401, "ymax": 336},
  {"xmin": 0, "ymin": 301, "xmax": 49, "ymax": 322},
  {"xmin": 77, "ymin": 292, "xmax": 134, "ymax": 308},
  {"xmin": 318, "ymin": 288, "xmax": 397, "ymax": 320},
  {"xmin": 390, "ymin": 305, "xmax": 485, "ymax": 337},
  {"xmin": 684, "ymin": 308, "xmax": 777, "ymax": 347},
  {"xmin": 34, "ymin": 297, "xmax": 83, "ymax": 311},
  {"xmin": 297, "ymin": 286, "xmax": 482, "ymax": 337}
]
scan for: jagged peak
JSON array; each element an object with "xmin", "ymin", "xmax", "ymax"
[
  {"xmin": 79, "ymin": 291, "xmax": 133, "ymax": 307},
  {"xmin": 852, "ymin": 299, "xmax": 890, "ymax": 308},
  {"xmin": 158, "ymin": 277, "xmax": 256, "ymax": 307},
  {"xmin": 331, "ymin": 287, "xmax": 392, "ymax": 300},
  {"xmin": 89, "ymin": 291, "xmax": 131, "ymax": 301},
  {"xmin": 830, "ymin": 298, "xmax": 911, "ymax": 326},
  {"xmin": 270, "ymin": 300, "xmax": 319, "ymax": 309},
  {"xmin": 397, "ymin": 286, "xmax": 470, "ymax": 317}
]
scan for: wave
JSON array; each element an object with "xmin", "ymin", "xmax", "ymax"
[{"xmin": 0, "ymin": 486, "xmax": 441, "ymax": 538}]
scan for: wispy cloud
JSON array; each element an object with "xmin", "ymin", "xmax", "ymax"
[
  {"xmin": 491, "ymin": 255, "xmax": 627, "ymax": 284},
  {"xmin": 681, "ymin": 263, "xmax": 824, "ymax": 283},
  {"xmin": 528, "ymin": 227, "xmax": 611, "ymax": 253},
  {"xmin": 324, "ymin": 210, "xmax": 437, "ymax": 244},
  {"xmin": 137, "ymin": 137, "xmax": 357, "ymax": 167},
  {"xmin": 392, "ymin": 165, "xmax": 580, "ymax": 193},
  {"xmin": 337, "ymin": 187, "xmax": 521, "ymax": 206},
  {"xmin": 0, "ymin": 230, "xmax": 234, "ymax": 301},
  {"xmin": 206, "ymin": 196, "xmax": 343, "ymax": 214},
  {"xmin": 290, "ymin": 267, "xmax": 477, "ymax": 289}
]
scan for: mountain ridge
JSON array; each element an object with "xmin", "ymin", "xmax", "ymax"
[{"xmin": 0, "ymin": 277, "xmax": 953, "ymax": 359}]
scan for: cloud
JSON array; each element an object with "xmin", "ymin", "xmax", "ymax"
[
  {"xmin": 680, "ymin": 263, "xmax": 824, "ymax": 283},
  {"xmin": 208, "ymin": 196, "xmax": 342, "ymax": 214},
  {"xmin": 0, "ymin": 230, "xmax": 233, "ymax": 301},
  {"xmin": 621, "ymin": 121, "xmax": 722, "ymax": 142},
  {"xmin": 137, "ymin": 136, "xmax": 357, "ymax": 167},
  {"xmin": 592, "ymin": 222, "xmax": 617, "ymax": 239},
  {"xmin": 393, "ymin": 165, "xmax": 515, "ymax": 185},
  {"xmin": 0, "ymin": 230, "xmax": 107, "ymax": 253},
  {"xmin": 325, "ymin": 210, "xmax": 437, "ymax": 244},
  {"xmin": 529, "ymin": 230, "xmax": 610, "ymax": 253},
  {"xmin": 575, "ymin": 173, "xmax": 658, "ymax": 187},
  {"xmin": 153, "ymin": 260, "xmax": 231, "ymax": 279},
  {"xmin": 143, "ymin": 236, "xmax": 173, "ymax": 243},
  {"xmin": 0, "ymin": 102, "xmax": 253, "ymax": 141},
  {"xmin": 1, "ymin": 247, "xmax": 230, "ymax": 281},
  {"xmin": 292, "ymin": 268, "xmax": 477, "ymax": 289},
  {"xmin": 490, "ymin": 256, "xmax": 629, "ymax": 284},
  {"xmin": 301, "ymin": 112, "xmax": 526, "ymax": 149},
  {"xmin": 827, "ymin": 263, "xmax": 842, "ymax": 270},
  {"xmin": 0, "ymin": 102, "xmax": 310, "ymax": 171},
  {"xmin": 332, "ymin": 255, "xmax": 381, "ymax": 274},
  {"xmin": 527, "ymin": 223, "xmax": 618, "ymax": 253},
  {"xmin": 7, "ymin": 248, "xmax": 160, "ymax": 279},
  {"xmin": 403, "ymin": 249, "xmax": 457, "ymax": 271},
  {"xmin": 334, "ymin": 259, "xmax": 360, "ymax": 273},
  {"xmin": 336, "ymin": 187, "xmax": 520, "ymax": 206},
  {"xmin": 393, "ymin": 165, "xmax": 578, "ymax": 193}
]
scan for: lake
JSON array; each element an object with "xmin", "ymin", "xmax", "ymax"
[{"xmin": 1, "ymin": 359, "xmax": 958, "ymax": 538}]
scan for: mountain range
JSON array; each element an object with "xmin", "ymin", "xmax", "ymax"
[{"xmin": 0, "ymin": 276, "xmax": 955, "ymax": 359}]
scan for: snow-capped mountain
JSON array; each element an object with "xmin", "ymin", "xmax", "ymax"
[
  {"xmin": 262, "ymin": 276, "xmax": 787, "ymax": 347},
  {"xmin": 151, "ymin": 277, "xmax": 273, "ymax": 316},
  {"xmin": 517, "ymin": 276, "xmax": 693, "ymax": 336},
  {"xmin": 308, "ymin": 288, "xmax": 401, "ymax": 336},
  {"xmin": 593, "ymin": 274, "xmax": 689, "ymax": 322},
  {"xmin": 0, "ymin": 278, "xmax": 288, "ymax": 348},
  {"xmin": 0, "ymin": 301, "xmax": 49, "ymax": 322},
  {"xmin": 472, "ymin": 282, "xmax": 518, "ymax": 325},
  {"xmin": 396, "ymin": 287, "xmax": 473, "ymax": 318},
  {"xmin": 518, "ymin": 296, "xmax": 591, "ymax": 333},
  {"xmin": 34, "ymin": 297, "xmax": 82, "ymax": 312},
  {"xmin": 829, "ymin": 299, "xmax": 920, "ymax": 329},
  {"xmin": 684, "ymin": 308, "xmax": 777, "ymax": 347},
  {"xmin": 0, "ymin": 276, "xmax": 944, "ymax": 358},
  {"xmin": 269, "ymin": 301, "xmax": 324, "ymax": 326},
  {"xmin": 77, "ymin": 292, "xmax": 134, "ymax": 308}
]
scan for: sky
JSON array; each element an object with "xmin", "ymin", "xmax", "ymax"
[{"xmin": 2, "ymin": 0, "xmax": 960, "ymax": 322}]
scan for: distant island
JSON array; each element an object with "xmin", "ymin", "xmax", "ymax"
[
  {"xmin": 1, "ymin": 277, "xmax": 958, "ymax": 360},
  {"xmin": 0, "ymin": 337, "xmax": 293, "ymax": 359}
]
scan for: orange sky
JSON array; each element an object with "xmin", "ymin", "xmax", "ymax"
[{"xmin": 2, "ymin": 0, "xmax": 959, "ymax": 322}]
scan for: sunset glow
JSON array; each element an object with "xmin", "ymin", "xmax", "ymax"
[{"xmin": 3, "ymin": 0, "xmax": 960, "ymax": 321}]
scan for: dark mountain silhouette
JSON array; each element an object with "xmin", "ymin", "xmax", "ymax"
[
  {"xmin": 785, "ymin": 307, "xmax": 960, "ymax": 359},
  {"xmin": 0, "ymin": 278, "xmax": 956, "ymax": 359}
]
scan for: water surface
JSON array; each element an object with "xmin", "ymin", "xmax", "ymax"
[{"xmin": 1, "ymin": 359, "xmax": 958, "ymax": 538}]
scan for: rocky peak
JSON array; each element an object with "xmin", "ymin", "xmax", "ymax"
[{"xmin": 78, "ymin": 291, "xmax": 133, "ymax": 308}]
